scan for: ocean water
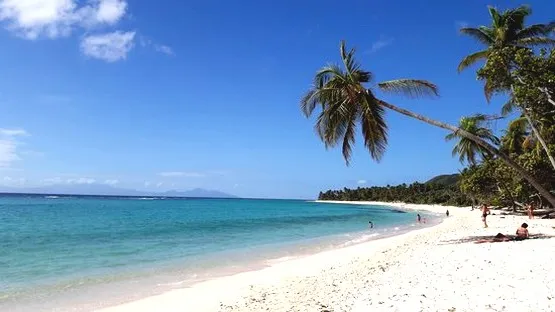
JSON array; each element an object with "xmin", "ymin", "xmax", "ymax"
[{"xmin": 0, "ymin": 195, "xmax": 430, "ymax": 311}]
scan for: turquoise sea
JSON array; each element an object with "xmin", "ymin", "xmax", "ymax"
[{"xmin": 0, "ymin": 195, "xmax": 432, "ymax": 311}]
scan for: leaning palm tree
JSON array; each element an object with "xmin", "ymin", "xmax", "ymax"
[
  {"xmin": 445, "ymin": 115, "xmax": 500, "ymax": 165},
  {"xmin": 458, "ymin": 5, "xmax": 555, "ymax": 73},
  {"xmin": 301, "ymin": 41, "xmax": 555, "ymax": 207},
  {"xmin": 459, "ymin": 5, "xmax": 555, "ymax": 170}
]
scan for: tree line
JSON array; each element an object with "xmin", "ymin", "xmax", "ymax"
[{"xmin": 302, "ymin": 5, "xmax": 555, "ymax": 209}]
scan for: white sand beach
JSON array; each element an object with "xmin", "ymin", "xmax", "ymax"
[{"xmin": 99, "ymin": 202, "xmax": 555, "ymax": 312}]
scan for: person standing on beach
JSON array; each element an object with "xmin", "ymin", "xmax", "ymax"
[
  {"xmin": 481, "ymin": 204, "xmax": 490, "ymax": 228},
  {"xmin": 417, "ymin": 214, "xmax": 421, "ymax": 223},
  {"xmin": 528, "ymin": 203, "xmax": 535, "ymax": 219},
  {"xmin": 446, "ymin": 210, "xmax": 450, "ymax": 217}
]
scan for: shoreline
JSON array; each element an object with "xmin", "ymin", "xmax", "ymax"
[
  {"xmin": 99, "ymin": 201, "xmax": 555, "ymax": 311},
  {"xmin": 97, "ymin": 202, "xmax": 450, "ymax": 312}
]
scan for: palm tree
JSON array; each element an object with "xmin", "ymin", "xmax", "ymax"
[
  {"xmin": 301, "ymin": 41, "xmax": 555, "ymax": 207},
  {"xmin": 445, "ymin": 114, "xmax": 500, "ymax": 165},
  {"xmin": 458, "ymin": 5, "xmax": 555, "ymax": 73},
  {"xmin": 501, "ymin": 117, "xmax": 528, "ymax": 154},
  {"xmin": 458, "ymin": 5, "xmax": 555, "ymax": 170}
]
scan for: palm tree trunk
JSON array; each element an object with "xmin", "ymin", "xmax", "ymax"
[
  {"xmin": 379, "ymin": 100, "xmax": 555, "ymax": 208},
  {"xmin": 510, "ymin": 84, "xmax": 555, "ymax": 170},
  {"xmin": 522, "ymin": 111, "xmax": 555, "ymax": 170}
]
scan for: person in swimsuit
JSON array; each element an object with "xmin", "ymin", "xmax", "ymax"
[
  {"xmin": 368, "ymin": 221, "xmax": 374, "ymax": 229},
  {"xmin": 516, "ymin": 223, "xmax": 529, "ymax": 240},
  {"xmin": 481, "ymin": 204, "xmax": 490, "ymax": 228},
  {"xmin": 417, "ymin": 214, "xmax": 421, "ymax": 223},
  {"xmin": 528, "ymin": 203, "xmax": 535, "ymax": 219},
  {"xmin": 446, "ymin": 210, "xmax": 450, "ymax": 217}
]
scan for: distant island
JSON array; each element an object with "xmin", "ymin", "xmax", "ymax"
[
  {"xmin": 318, "ymin": 173, "xmax": 471, "ymax": 206},
  {"xmin": 0, "ymin": 184, "xmax": 237, "ymax": 199}
]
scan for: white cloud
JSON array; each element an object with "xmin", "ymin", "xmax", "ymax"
[
  {"xmin": 67, "ymin": 177, "xmax": 96, "ymax": 184},
  {"xmin": 80, "ymin": 30, "xmax": 135, "ymax": 62},
  {"xmin": 367, "ymin": 36, "xmax": 394, "ymax": 54},
  {"xmin": 104, "ymin": 179, "xmax": 119, "ymax": 185},
  {"xmin": 155, "ymin": 44, "xmax": 174, "ymax": 56},
  {"xmin": 144, "ymin": 181, "xmax": 151, "ymax": 187},
  {"xmin": 156, "ymin": 182, "xmax": 163, "ymax": 187},
  {"xmin": 0, "ymin": 0, "xmax": 128, "ymax": 39},
  {"xmin": 0, "ymin": 128, "xmax": 29, "ymax": 167},
  {"xmin": 357, "ymin": 179, "xmax": 367, "ymax": 185},
  {"xmin": 158, "ymin": 171, "xmax": 206, "ymax": 178},
  {"xmin": 90, "ymin": 0, "xmax": 126, "ymax": 25}
]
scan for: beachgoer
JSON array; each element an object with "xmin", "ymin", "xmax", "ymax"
[
  {"xmin": 528, "ymin": 203, "xmax": 535, "ymax": 220},
  {"xmin": 368, "ymin": 221, "xmax": 374, "ymax": 229},
  {"xmin": 446, "ymin": 210, "xmax": 450, "ymax": 217},
  {"xmin": 516, "ymin": 223, "xmax": 529, "ymax": 240},
  {"xmin": 481, "ymin": 204, "xmax": 490, "ymax": 228},
  {"xmin": 417, "ymin": 214, "xmax": 421, "ymax": 223}
]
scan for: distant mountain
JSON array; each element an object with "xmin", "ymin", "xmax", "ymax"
[
  {"xmin": 0, "ymin": 184, "xmax": 237, "ymax": 198},
  {"xmin": 161, "ymin": 188, "xmax": 237, "ymax": 198},
  {"xmin": 425, "ymin": 173, "xmax": 460, "ymax": 186}
]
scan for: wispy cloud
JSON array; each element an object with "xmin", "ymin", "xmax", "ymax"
[
  {"xmin": 104, "ymin": 179, "xmax": 119, "ymax": 185},
  {"xmin": 139, "ymin": 36, "xmax": 174, "ymax": 56},
  {"xmin": 0, "ymin": 128, "xmax": 29, "ymax": 168},
  {"xmin": 0, "ymin": 129, "xmax": 28, "ymax": 136},
  {"xmin": 367, "ymin": 36, "xmax": 394, "ymax": 54},
  {"xmin": 81, "ymin": 31, "xmax": 136, "ymax": 62},
  {"xmin": 158, "ymin": 171, "xmax": 206, "ymax": 178},
  {"xmin": 1, "ymin": 176, "xmax": 26, "ymax": 186},
  {"xmin": 66, "ymin": 177, "xmax": 96, "ymax": 184},
  {"xmin": 357, "ymin": 179, "xmax": 367, "ymax": 185},
  {"xmin": 154, "ymin": 44, "xmax": 174, "ymax": 56}
]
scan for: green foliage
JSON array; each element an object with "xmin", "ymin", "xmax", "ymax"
[{"xmin": 318, "ymin": 179, "xmax": 471, "ymax": 206}]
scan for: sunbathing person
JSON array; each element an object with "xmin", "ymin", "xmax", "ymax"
[
  {"xmin": 515, "ymin": 223, "xmax": 529, "ymax": 240},
  {"xmin": 475, "ymin": 223, "xmax": 530, "ymax": 244}
]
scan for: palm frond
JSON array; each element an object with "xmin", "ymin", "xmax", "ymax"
[
  {"xmin": 377, "ymin": 79, "xmax": 439, "ymax": 98},
  {"xmin": 457, "ymin": 50, "xmax": 489, "ymax": 72},
  {"xmin": 445, "ymin": 131, "xmax": 458, "ymax": 142},
  {"xmin": 484, "ymin": 78, "xmax": 495, "ymax": 102},
  {"xmin": 341, "ymin": 116, "xmax": 357, "ymax": 165},
  {"xmin": 501, "ymin": 98, "xmax": 517, "ymax": 116},
  {"xmin": 459, "ymin": 27, "xmax": 495, "ymax": 45},
  {"xmin": 515, "ymin": 24, "xmax": 553, "ymax": 40},
  {"xmin": 506, "ymin": 5, "xmax": 532, "ymax": 30},
  {"xmin": 516, "ymin": 37, "xmax": 555, "ymax": 46},
  {"xmin": 488, "ymin": 6, "xmax": 502, "ymax": 27},
  {"xmin": 359, "ymin": 96, "xmax": 388, "ymax": 162}
]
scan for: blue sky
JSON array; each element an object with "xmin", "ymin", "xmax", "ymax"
[{"xmin": 0, "ymin": 0, "xmax": 553, "ymax": 199}]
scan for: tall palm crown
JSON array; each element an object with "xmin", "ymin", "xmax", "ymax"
[
  {"xmin": 445, "ymin": 115, "xmax": 500, "ymax": 165},
  {"xmin": 458, "ymin": 5, "xmax": 555, "ymax": 73},
  {"xmin": 301, "ymin": 41, "xmax": 438, "ymax": 164}
]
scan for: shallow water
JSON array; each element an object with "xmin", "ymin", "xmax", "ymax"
[{"xmin": 0, "ymin": 195, "xmax": 430, "ymax": 311}]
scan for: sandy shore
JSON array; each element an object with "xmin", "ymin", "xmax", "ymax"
[{"xmin": 99, "ymin": 202, "xmax": 555, "ymax": 312}]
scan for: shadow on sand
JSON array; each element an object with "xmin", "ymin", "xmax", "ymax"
[{"xmin": 441, "ymin": 234, "xmax": 555, "ymax": 245}]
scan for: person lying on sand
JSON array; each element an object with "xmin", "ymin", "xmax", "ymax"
[{"xmin": 475, "ymin": 223, "xmax": 530, "ymax": 244}]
